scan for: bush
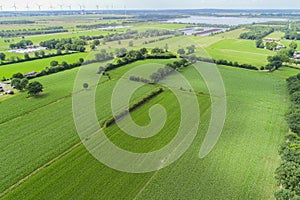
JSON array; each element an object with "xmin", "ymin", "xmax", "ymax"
[{"xmin": 287, "ymin": 111, "xmax": 300, "ymax": 135}]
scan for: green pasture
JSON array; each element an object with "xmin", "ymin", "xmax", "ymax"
[
  {"xmin": 1, "ymin": 57, "xmax": 299, "ymax": 199},
  {"xmin": 205, "ymin": 39, "xmax": 275, "ymax": 66},
  {"xmin": 0, "ymin": 58, "xmax": 178, "ymax": 196},
  {"xmin": 264, "ymin": 31, "xmax": 285, "ymax": 40},
  {"xmin": 0, "ymin": 52, "xmax": 88, "ymax": 79}
]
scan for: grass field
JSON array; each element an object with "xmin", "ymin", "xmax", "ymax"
[
  {"xmin": 205, "ymin": 39, "xmax": 275, "ymax": 66},
  {"xmin": 0, "ymin": 52, "xmax": 88, "ymax": 78},
  {"xmin": 136, "ymin": 28, "xmax": 275, "ymax": 66},
  {"xmin": 1, "ymin": 55, "xmax": 299, "ymax": 199},
  {"xmin": 0, "ymin": 58, "xmax": 178, "ymax": 196},
  {"xmin": 264, "ymin": 31, "xmax": 285, "ymax": 40}
]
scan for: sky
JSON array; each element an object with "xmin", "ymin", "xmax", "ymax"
[{"xmin": 0, "ymin": 0, "xmax": 299, "ymax": 11}]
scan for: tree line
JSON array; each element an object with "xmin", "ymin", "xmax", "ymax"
[
  {"xmin": 182, "ymin": 54, "xmax": 259, "ymax": 70},
  {"xmin": 104, "ymin": 88, "xmax": 164, "ymax": 127},
  {"xmin": 0, "ymin": 20, "xmax": 34, "ymax": 25},
  {"xmin": 98, "ymin": 48, "xmax": 177, "ymax": 75},
  {"xmin": 240, "ymin": 27, "xmax": 274, "ymax": 40},
  {"xmin": 103, "ymin": 29, "xmax": 181, "ymax": 43},
  {"xmin": 129, "ymin": 59, "xmax": 189, "ymax": 84},
  {"xmin": 284, "ymin": 22, "xmax": 300, "ymax": 40},
  {"xmin": 0, "ymin": 26, "xmax": 67, "ymax": 38},
  {"xmin": 274, "ymin": 73, "xmax": 300, "ymax": 199},
  {"xmin": 11, "ymin": 48, "xmax": 175, "ymax": 81},
  {"xmin": 39, "ymin": 38, "xmax": 86, "ymax": 52},
  {"xmin": 142, "ymin": 36, "xmax": 174, "ymax": 45},
  {"xmin": 10, "ymin": 73, "xmax": 43, "ymax": 96},
  {"xmin": 76, "ymin": 22, "xmax": 119, "ymax": 29},
  {"xmin": 9, "ymin": 40, "xmax": 33, "ymax": 49},
  {"xmin": 0, "ymin": 50, "xmax": 76, "ymax": 67}
]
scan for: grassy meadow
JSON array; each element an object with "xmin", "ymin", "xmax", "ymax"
[
  {"xmin": 1, "ymin": 14, "xmax": 300, "ymax": 200},
  {"xmin": 0, "ymin": 52, "xmax": 88, "ymax": 78},
  {"xmin": 1, "ymin": 57, "xmax": 299, "ymax": 199}
]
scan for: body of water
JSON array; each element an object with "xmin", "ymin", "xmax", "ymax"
[{"xmin": 167, "ymin": 16, "xmax": 287, "ymax": 26}]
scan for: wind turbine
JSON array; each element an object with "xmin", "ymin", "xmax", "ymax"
[
  {"xmin": 124, "ymin": 5, "xmax": 127, "ymax": 19},
  {"xmin": 67, "ymin": 5, "xmax": 72, "ymax": 10},
  {"xmin": 96, "ymin": 5, "xmax": 99, "ymax": 10},
  {"xmin": 58, "ymin": 4, "xmax": 64, "ymax": 10},
  {"xmin": 49, "ymin": 4, "xmax": 54, "ymax": 10},
  {"xmin": 12, "ymin": 2, "xmax": 17, "ymax": 11},
  {"xmin": 26, "ymin": 2, "xmax": 30, "ymax": 11},
  {"xmin": 36, "ymin": 4, "xmax": 42, "ymax": 11},
  {"xmin": 0, "ymin": 5, "xmax": 3, "ymax": 11}
]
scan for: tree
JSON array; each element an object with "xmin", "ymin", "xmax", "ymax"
[
  {"xmin": 34, "ymin": 51, "xmax": 39, "ymax": 58},
  {"xmin": 266, "ymin": 41, "xmax": 277, "ymax": 51},
  {"xmin": 50, "ymin": 60, "xmax": 58, "ymax": 67},
  {"xmin": 77, "ymin": 45, "xmax": 86, "ymax": 52},
  {"xmin": 289, "ymin": 41, "xmax": 298, "ymax": 50},
  {"xmin": 187, "ymin": 45, "xmax": 196, "ymax": 54},
  {"xmin": 177, "ymin": 48, "xmax": 185, "ymax": 55},
  {"xmin": 164, "ymin": 43, "xmax": 169, "ymax": 52},
  {"xmin": 24, "ymin": 53, "xmax": 30, "ymax": 60},
  {"xmin": 9, "ymin": 43, "xmax": 16, "ymax": 49},
  {"xmin": 256, "ymin": 39, "xmax": 265, "ymax": 48},
  {"xmin": 0, "ymin": 52, "xmax": 6, "ymax": 61},
  {"xmin": 27, "ymin": 81, "xmax": 43, "ymax": 96},
  {"xmin": 93, "ymin": 39, "xmax": 100, "ymax": 46},
  {"xmin": 277, "ymin": 49, "xmax": 291, "ymax": 63},
  {"xmin": 287, "ymin": 111, "xmax": 300, "ymax": 135},
  {"xmin": 79, "ymin": 58, "xmax": 84, "ymax": 64},
  {"xmin": 40, "ymin": 50, "xmax": 45, "ymax": 57},
  {"xmin": 267, "ymin": 55, "xmax": 283, "ymax": 69},
  {"xmin": 20, "ymin": 78, "xmax": 28, "ymax": 90},
  {"xmin": 151, "ymin": 48, "xmax": 163, "ymax": 54},
  {"xmin": 291, "ymin": 91, "xmax": 300, "ymax": 105},
  {"xmin": 11, "ymin": 78, "xmax": 28, "ymax": 90},
  {"xmin": 140, "ymin": 48, "xmax": 147, "ymax": 55},
  {"xmin": 57, "ymin": 50, "xmax": 62, "ymax": 55},
  {"xmin": 128, "ymin": 41, "xmax": 134, "ymax": 47},
  {"xmin": 11, "ymin": 78, "xmax": 21, "ymax": 89},
  {"xmin": 12, "ymin": 72, "xmax": 24, "ymax": 79},
  {"xmin": 90, "ymin": 44, "xmax": 96, "ymax": 50}
]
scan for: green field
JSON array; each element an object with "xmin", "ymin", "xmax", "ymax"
[
  {"xmin": 2, "ymin": 13, "xmax": 300, "ymax": 200},
  {"xmin": 205, "ymin": 39, "xmax": 275, "ymax": 66},
  {"xmin": 264, "ymin": 31, "xmax": 285, "ymax": 40},
  {"xmin": 0, "ymin": 52, "xmax": 88, "ymax": 78},
  {"xmin": 1, "ymin": 55, "xmax": 299, "ymax": 199},
  {"xmin": 136, "ymin": 28, "xmax": 274, "ymax": 66}
]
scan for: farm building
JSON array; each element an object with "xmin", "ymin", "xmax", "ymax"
[
  {"xmin": 24, "ymin": 71, "xmax": 37, "ymax": 77},
  {"xmin": 275, "ymin": 45, "xmax": 285, "ymax": 51},
  {"xmin": 294, "ymin": 54, "xmax": 300, "ymax": 60}
]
